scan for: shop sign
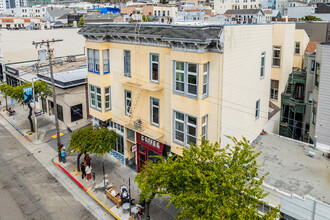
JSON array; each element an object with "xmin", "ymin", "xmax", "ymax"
[
  {"xmin": 132, "ymin": 144, "xmax": 137, "ymax": 153},
  {"xmin": 136, "ymin": 133, "xmax": 164, "ymax": 155}
]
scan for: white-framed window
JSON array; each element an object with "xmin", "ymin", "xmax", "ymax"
[
  {"xmin": 187, "ymin": 63, "xmax": 198, "ymax": 96},
  {"xmin": 201, "ymin": 115, "xmax": 208, "ymax": 143},
  {"xmin": 260, "ymin": 52, "xmax": 265, "ymax": 78},
  {"xmin": 103, "ymin": 49, "xmax": 109, "ymax": 74},
  {"xmin": 314, "ymin": 62, "xmax": 320, "ymax": 87},
  {"xmin": 150, "ymin": 97, "xmax": 159, "ymax": 126},
  {"xmin": 173, "ymin": 111, "xmax": 197, "ymax": 147},
  {"xmin": 255, "ymin": 99, "xmax": 260, "ymax": 119},
  {"xmin": 202, "ymin": 63, "xmax": 209, "ymax": 98},
  {"xmin": 89, "ymin": 84, "xmax": 101, "ymax": 110},
  {"xmin": 272, "ymin": 46, "xmax": 281, "ymax": 67},
  {"xmin": 174, "ymin": 111, "xmax": 185, "ymax": 144},
  {"xmin": 150, "ymin": 53, "xmax": 159, "ymax": 83},
  {"xmin": 88, "ymin": 49, "xmax": 94, "ymax": 72},
  {"xmin": 124, "ymin": 50, "xmax": 131, "ymax": 77},
  {"xmin": 312, "ymin": 101, "xmax": 317, "ymax": 125},
  {"xmin": 105, "ymin": 87, "xmax": 111, "ymax": 111},
  {"xmin": 270, "ymin": 80, "xmax": 279, "ymax": 100},
  {"xmin": 294, "ymin": 42, "xmax": 300, "ymax": 55},
  {"xmin": 174, "ymin": 61, "xmax": 198, "ymax": 98},
  {"xmin": 125, "ymin": 90, "xmax": 132, "ymax": 116},
  {"xmin": 95, "ymin": 50, "xmax": 100, "ymax": 73},
  {"xmin": 175, "ymin": 61, "xmax": 185, "ymax": 93},
  {"xmin": 310, "ymin": 59, "xmax": 315, "ymax": 73}
]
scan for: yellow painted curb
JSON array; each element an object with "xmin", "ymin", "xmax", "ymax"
[
  {"xmin": 52, "ymin": 133, "xmax": 64, "ymax": 139},
  {"xmin": 87, "ymin": 191, "xmax": 121, "ymax": 220}
]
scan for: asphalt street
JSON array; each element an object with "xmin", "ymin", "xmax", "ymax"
[{"xmin": 0, "ymin": 123, "xmax": 97, "ymax": 220}]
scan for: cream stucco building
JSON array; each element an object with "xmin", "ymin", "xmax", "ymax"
[{"xmin": 79, "ymin": 23, "xmax": 297, "ymax": 172}]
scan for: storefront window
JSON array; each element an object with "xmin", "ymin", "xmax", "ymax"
[
  {"xmin": 139, "ymin": 145, "xmax": 145, "ymax": 153},
  {"xmin": 148, "ymin": 150, "xmax": 161, "ymax": 164},
  {"xmin": 114, "ymin": 134, "xmax": 124, "ymax": 155}
]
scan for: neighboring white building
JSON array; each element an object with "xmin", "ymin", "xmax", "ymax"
[
  {"xmin": 175, "ymin": 8, "xmax": 206, "ymax": 22},
  {"xmin": 214, "ymin": 0, "xmax": 262, "ymax": 14},
  {"xmin": 0, "ymin": 28, "xmax": 85, "ymax": 66},
  {"xmin": 253, "ymin": 134, "xmax": 330, "ymax": 220}
]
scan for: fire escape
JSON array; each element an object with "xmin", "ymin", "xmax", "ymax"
[{"xmin": 279, "ymin": 69, "xmax": 307, "ymax": 141}]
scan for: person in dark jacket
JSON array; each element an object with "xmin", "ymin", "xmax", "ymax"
[{"xmin": 81, "ymin": 162, "xmax": 86, "ymax": 179}]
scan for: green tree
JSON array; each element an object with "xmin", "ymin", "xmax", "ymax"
[
  {"xmin": 142, "ymin": 15, "xmax": 151, "ymax": 22},
  {"xmin": 135, "ymin": 137, "xmax": 280, "ymax": 219},
  {"xmin": 78, "ymin": 17, "xmax": 84, "ymax": 26},
  {"xmin": 0, "ymin": 81, "xmax": 52, "ymax": 132},
  {"xmin": 299, "ymin": 15, "xmax": 322, "ymax": 21},
  {"xmin": 68, "ymin": 126, "xmax": 118, "ymax": 171}
]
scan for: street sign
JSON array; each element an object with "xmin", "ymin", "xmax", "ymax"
[{"xmin": 23, "ymin": 87, "xmax": 33, "ymax": 104}]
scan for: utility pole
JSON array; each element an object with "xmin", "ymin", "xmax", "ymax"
[
  {"xmin": 32, "ymin": 78, "xmax": 38, "ymax": 140},
  {"xmin": 32, "ymin": 39, "xmax": 63, "ymax": 161}
]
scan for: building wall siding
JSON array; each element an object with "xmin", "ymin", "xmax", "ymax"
[{"xmin": 314, "ymin": 44, "xmax": 330, "ymax": 150}]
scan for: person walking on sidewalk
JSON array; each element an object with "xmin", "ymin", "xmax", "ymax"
[
  {"xmin": 85, "ymin": 164, "xmax": 92, "ymax": 181},
  {"xmin": 81, "ymin": 162, "xmax": 86, "ymax": 179},
  {"xmin": 60, "ymin": 145, "xmax": 66, "ymax": 164},
  {"xmin": 84, "ymin": 154, "xmax": 91, "ymax": 166}
]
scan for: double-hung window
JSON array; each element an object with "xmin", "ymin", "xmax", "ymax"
[
  {"xmin": 294, "ymin": 42, "xmax": 300, "ymax": 54},
  {"xmin": 175, "ymin": 61, "xmax": 185, "ymax": 93},
  {"xmin": 88, "ymin": 49, "xmax": 94, "ymax": 72},
  {"xmin": 87, "ymin": 49, "xmax": 100, "ymax": 73},
  {"xmin": 314, "ymin": 62, "xmax": 320, "ymax": 87},
  {"xmin": 90, "ymin": 84, "xmax": 102, "ymax": 110},
  {"xmin": 150, "ymin": 97, "xmax": 159, "ymax": 126},
  {"xmin": 255, "ymin": 99, "xmax": 260, "ymax": 119},
  {"xmin": 95, "ymin": 50, "xmax": 100, "ymax": 73},
  {"xmin": 103, "ymin": 50, "xmax": 109, "ymax": 74},
  {"xmin": 173, "ymin": 111, "xmax": 197, "ymax": 147},
  {"xmin": 260, "ymin": 52, "xmax": 265, "ymax": 78},
  {"xmin": 187, "ymin": 63, "xmax": 198, "ymax": 96},
  {"xmin": 150, "ymin": 53, "xmax": 159, "ymax": 83},
  {"xmin": 202, "ymin": 63, "xmax": 209, "ymax": 98},
  {"xmin": 124, "ymin": 50, "xmax": 131, "ymax": 77},
  {"xmin": 312, "ymin": 101, "xmax": 317, "ymax": 125},
  {"xmin": 310, "ymin": 59, "xmax": 315, "ymax": 73},
  {"xmin": 174, "ymin": 61, "xmax": 198, "ymax": 98},
  {"xmin": 105, "ymin": 87, "xmax": 111, "ymax": 111},
  {"xmin": 201, "ymin": 115, "xmax": 208, "ymax": 143},
  {"xmin": 272, "ymin": 46, "xmax": 281, "ymax": 67},
  {"xmin": 125, "ymin": 90, "xmax": 132, "ymax": 116},
  {"xmin": 270, "ymin": 80, "xmax": 279, "ymax": 100}
]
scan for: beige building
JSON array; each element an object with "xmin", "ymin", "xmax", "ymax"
[
  {"xmin": 79, "ymin": 23, "xmax": 295, "ymax": 171},
  {"xmin": 0, "ymin": 17, "xmax": 42, "ymax": 29}
]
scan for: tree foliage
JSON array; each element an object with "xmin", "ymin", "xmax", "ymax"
[
  {"xmin": 68, "ymin": 126, "xmax": 118, "ymax": 157},
  {"xmin": 135, "ymin": 137, "xmax": 280, "ymax": 219},
  {"xmin": 142, "ymin": 15, "xmax": 151, "ymax": 22},
  {"xmin": 78, "ymin": 17, "xmax": 84, "ymax": 26},
  {"xmin": 0, "ymin": 81, "xmax": 52, "ymax": 131},
  {"xmin": 299, "ymin": 15, "xmax": 322, "ymax": 21}
]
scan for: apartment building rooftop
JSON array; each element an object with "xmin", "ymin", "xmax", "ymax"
[
  {"xmin": 252, "ymin": 134, "xmax": 330, "ymax": 205},
  {"xmin": 79, "ymin": 23, "xmax": 223, "ymax": 43}
]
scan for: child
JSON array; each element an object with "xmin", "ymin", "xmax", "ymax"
[
  {"xmin": 85, "ymin": 164, "xmax": 92, "ymax": 181},
  {"xmin": 81, "ymin": 162, "xmax": 86, "ymax": 179}
]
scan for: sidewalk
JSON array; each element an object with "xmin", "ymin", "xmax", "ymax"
[
  {"xmin": 56, "ymin": 153, "xmax": 177, "ymax": 220},
  {"xmin": 0, "ymin": 96, "xmax": 178, "ymax": 219}
]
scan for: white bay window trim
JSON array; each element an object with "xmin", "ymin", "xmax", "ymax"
[
  {"xmin": 173, "ymin": 110, "xmax": 197, "ymax": 147},
  {"xmin": 89, "ymin": 84, "xmax": 102, "ymax": 111},
  {"xmin": 173, "ymin": 61, "xmax": 199, "ymax": 99},
  {"xmin": 105, "ymin": 87, "xmax": 111, "ymax": 111}
]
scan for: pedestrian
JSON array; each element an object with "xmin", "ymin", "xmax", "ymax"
[
  {"xmin": 81, "ymin": 162, "xmax": 86, "ymax": 179},
  {"xmin": 85, "ymin": 164, "xmax": 92, "ymax": 181},
  {"xmin": 85, "ymin": 153, "xmax": 91, "ymax": 166},
  {"xmin": 60, "ymin": 145, "xmax": 66, "ymax": 164}
]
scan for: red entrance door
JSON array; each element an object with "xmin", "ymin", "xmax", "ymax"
[{"xmin": 137, "ymin": 145, "xmax": 147, "ymax": 173}]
